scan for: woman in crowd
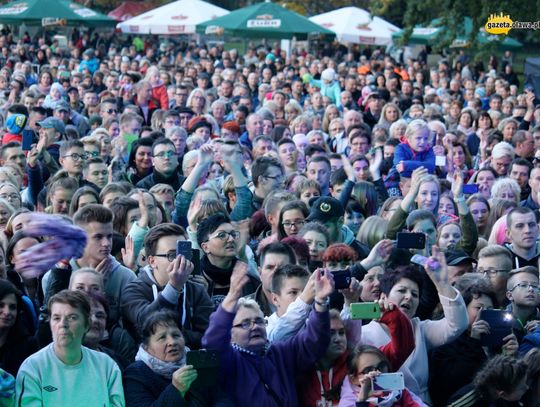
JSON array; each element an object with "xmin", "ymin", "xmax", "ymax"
[
  {"xmin": 16, "ymin": 290, "xmax": 124, "ymax": 405},
  {"xmin": 123, "ymin": 310, "xmax": 231, "ymax": 406},
  {"xmin": 361, "ymin": 247, "xmax": 468, "ymax": 404},
  {"xmin": 277, "ymin": 200, "xmax": 309, "ymax": 240}
]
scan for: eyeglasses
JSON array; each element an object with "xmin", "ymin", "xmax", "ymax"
[
  {"xmin": 232, "ymin": 317, "xmax": 267, "ymax": 330},
  {"xmin": 175, "ymin": 93, "xmax": 188, "ymax": 97},
  {"xmin": 152, "ymin": 252, "xmax": 176, "ymax": 262},
  {"xmin": 510, "ymin": 282, "xmax": 540, "ymax": 291},
  {"xmin": 63, "ymin": 153, "xmax": 88, "ymax": 161},
  {"xmin": 476, "ymin": 268, "xmax": 508, "ymax": 276},
  {"xmin": 209, "ymin": 230, "xmax": 240, "ymax": 241},
  {"xmin": 104, "ymin": 108, "xmax": 117, "ymax": 114},
  {"xmin": 282, "ymin": 220, "xmax": 305, "ymax": 229},
  {"xmin": 165, "ymin": 120, "xmax": 180, "ymax": 126},
  {"xmin": 154, "ymin": 151, "xmax": 176, "ymax": 159}
]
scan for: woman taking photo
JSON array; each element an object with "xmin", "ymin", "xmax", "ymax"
[
  {"xmin": 16, "ymin": 290, "xmax": 124, "ymax": 406},
  {"xmin": 123, "ymin": 310, "xmax": 230, "ymax": 406}
]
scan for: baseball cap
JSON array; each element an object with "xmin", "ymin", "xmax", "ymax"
[
  {"xmin": 445, "ymin": 248, "xmax": 476, "ymax": 266},
  {"xmin": 54, "ymin": 101, "xmax": 70, "ymax": 112},
  {"xmin": 6, "ymin": 114, "xmax": 27, "ymax": 135},
  {"xmin": 37, "ymin": 117, "xmax": 66, "ymax": 135},
  {"xmin": 306, "ymin": 197, "xmax": 345, "ymax": 222}
]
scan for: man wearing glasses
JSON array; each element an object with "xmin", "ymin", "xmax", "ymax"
[
  {"xmin": 98, "ymin": 99, "xmax": 118, "ymax": 123},
  {"xmin": 477, "ymin": 245, "xmax": 513, "ymax": 307},
  {"xmin": 197, "ymin": 213, "xmax": 259, "ymax": 308},
  {"xmin": 122, "ymin": 223, "xmax": 213, "ymax": 349},
  {"xmin": 137, "ymin": 138, "xmax": 185, "ymax": 191},
  {"xmin": 505, "ymin": 266, "xmax": 540, "ymax": 343}
]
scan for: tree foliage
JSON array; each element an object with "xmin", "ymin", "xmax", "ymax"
[{"xmin": 370, "ymin": 0, "xmax": 540, "ymax": 48}]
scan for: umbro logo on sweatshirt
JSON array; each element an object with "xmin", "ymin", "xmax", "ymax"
[{"xmin": 43, "ymin": 385, "xmax": 58, "ymax": 392}]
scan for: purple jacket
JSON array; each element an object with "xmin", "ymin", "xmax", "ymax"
[{"xmin": 202, "ymin": 306, "xmax": 330, "ymax": 407}]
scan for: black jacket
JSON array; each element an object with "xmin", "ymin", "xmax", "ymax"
[{"xmin": 136, "ymin": 170, "xmax": 185, "ymax": 191}]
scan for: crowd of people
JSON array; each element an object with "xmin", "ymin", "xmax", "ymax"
[{"xmin": 0, "ymin": 26, "xmax": 536, "ymax": 406}]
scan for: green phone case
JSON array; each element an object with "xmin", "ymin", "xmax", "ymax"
[{"xmin": 350, "ymin": 302, "xmax": 381, "ymax": 320}]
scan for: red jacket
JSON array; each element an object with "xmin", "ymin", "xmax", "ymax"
[{"xmin": 150, "ymin": 84, "xmax": 168, "ymax": 110}]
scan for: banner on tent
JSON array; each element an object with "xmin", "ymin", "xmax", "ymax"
[
  {"xmin": 42, "ymin": 18, "xmax": 67, "ymax": 27},
  {"xmin": 247, "ymin": 19, "xmax": 281, "ymax": 28},
  {"xmin": 0, "ymin": 3, "xmax": 28, "ymax": 15}
]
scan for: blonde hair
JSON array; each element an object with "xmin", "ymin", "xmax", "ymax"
[{"xmin": 356, "ymin": 216, "xmax": 388, "ymax": 249}]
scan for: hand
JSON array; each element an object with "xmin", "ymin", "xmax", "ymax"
[
  {"xmin": 424, "ymin": 246, "xmax": 455, "ymax": 298},
  {"xmin": 95, "ymin": 256, "xmax": 113, "ymax": 277},
  {"xmin": 369, "ymin": 148, "xmax": 383, "ymax": 180},
  {"xmin": 361, "ymin": 239, "xmax": 394, "ymax": 270},
  {"xmin": 396, "ymin": 161, "xmax": 405, "ymax": 173},
  {"xmin": 525, "ymin": 320, "xmax": 540, "ymax": 333},
  {"xmin": 502, "ymin": 333, "xmax": 519, "ymax": 356},
  {"xmin": 172, "ymin": 365, "xmax": 198, "ymax": 397},
  {"xmin": 341, "ymin": 155, "xmax": 355, "ymax": 181},
  {"xmin": 26, "ymin": 145, "xmax": 40, "ymax": 168},
  {"xmin": 299, "ymin": 271, "xmax": 317, "ymax": 304},
  {"xmin": 526, "ymin": 90, "xmax": 536, "ymax": 110},
  {"xmin": 451, "ymin": 170, "xmax": 464, "ymax": 199},
  {"xmin": 433, "ymin": 145, "xmax": 445, "ymax": 157},
  {"xmin": 133, "ymin": 191, "xmax": 153, "ymax": 228},
  {"xmin": 197, "ymin": 143, "xmax": 214, "ymax": 168},
  {"xmin": 168, "ymin": 255, "xmax": 194, "ymax": 291},
  {"xmin": 377, "ymin": 295, "xmax": 395, "ymax": 317},
  {"xmin": 409, "ymin": 167, "xmax": 428, "ymax": 194},
  {"xmin": 314, "ymin": 268, "xmax": 335, "ymax": 301},
  {"xmin": 228, "ymin": 261, "xmax": 250, "ymax": 299},
  {"xmin": 470, "ymin": 313, "xmax": 490, "ymax": 340},
  {"xmin": 341, "ymin": 277, "xmax": 362, "ymax": 306},
  {"xmin": 121, "ymin": 235, "xmax": 136, "ymax": 271},
  {"xmin": 355, "ymin": 371, "xmax": 380, "ymax": 402}
]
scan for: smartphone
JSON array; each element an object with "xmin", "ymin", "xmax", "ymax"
[
  {"xmin": 463, "ymin": 184, "xmax": 479, "ymax": 195},
  {"xmin": 372, "ymin": 372, "xmax": 405, "ymax": 392},
  {"xmin": 22, "ymin": 129, "xmax": 34, "ymax": 151},
  {"xmin": 350, "ymin": 302, "xmax": 381, "ymax": 320},
  {"xmin": 186, "ymin": 349, "xmax": 219, "ymax": 387},
  {"xmin": 309, "ymin": 260, "xmax": 323, "ymax": 273},
  {"xmin": 176, "ymin": 240, "xmax": 192, "ymax": 261},
  {"xmin": 191, "ymin": 248, "xmax": 201, "ymax": 275},
  {"xmin": 396, "ymin": 232, "xmax": 426, "ymax": 250},
  {"xmin": 479, "ymin": 309, "xmax": 513, "ymax": 348},
  {"xmin": 331, "ymin": 269, "xmax": 352, "ymax": 290}
]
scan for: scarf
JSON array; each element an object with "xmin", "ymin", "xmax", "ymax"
[
  {"xmin": 135, "ymin": 344, "xmax": 188, "ymax": 379},
  {"xmin": 201, "ymin": 255, "xmax": 237, "ymax": 286}
]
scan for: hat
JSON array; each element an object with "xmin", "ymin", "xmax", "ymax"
[
  {"xmin": 6, "ymin": 114, "xmax": 27, "ymax": 135},
  {"xmin": 66, "ymin": 86, "xmax": 78, "ymax": 94},
  {"xmin": 188, "ymin": 117, "xmax": 212, "ymax": 134},
  {"xmin": 175, "ymin": 107, "xmax": 195, "ymax": 116},
  {"xmin": 37, "ymin": 117, "xmax": 66, "ymax": 135},
  {"xmin": 445, "ymin": 248, "xmax": 476, "ymax": 266},
  {"xmin": 306, "ymin": 197, "xmax": 344, "ymax": 222},
  {"xmin": 265, "ymin": 53, "xmax": 276, "ymax": 62},
  {"xmin": 321, "ymin": 68, "xmax": 335, "ymax": 82},
  {"xmin": 54, "ymin": 100, "xmax": 70, "ymax": 112},
  {"xmin": 222, "ymin": 121, "xmax": 240, "ymax": 134},
  {"xmin": 197, "ymin": 72, "xmax": 210, "ymax": 80}
]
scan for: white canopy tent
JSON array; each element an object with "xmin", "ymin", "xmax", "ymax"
[
  {"xmin": 309, "ymin": 7, "xmax": 400, "ymax": 45},
  {"xmin": 117, "ymin": 0, "xmax": 229, "ymax": 35}
]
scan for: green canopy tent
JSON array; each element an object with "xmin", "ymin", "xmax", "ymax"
[
  {"xmin": 196, "ymin": 1, "xmax": 335, "ymax": 40},
  {"xmin": 0, "ymin": 0, "xmax": 116, "ymax": 27},
  {"xmin": 392, "ymin": 17, "xmax": 522, "ymax": 49}
]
